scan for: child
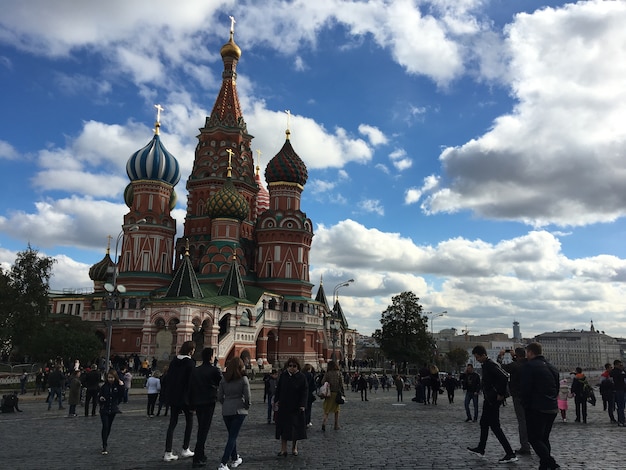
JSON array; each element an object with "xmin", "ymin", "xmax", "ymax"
[{"xmin": 557, "ymin": 378, "xmax": 571, "ymax": 422}]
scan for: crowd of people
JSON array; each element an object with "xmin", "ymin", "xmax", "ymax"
[{"xmin": 11, "ymin": 344, "xmax": 626, "ymax": 470}]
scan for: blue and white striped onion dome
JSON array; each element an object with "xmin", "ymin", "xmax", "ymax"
[{"xmin": 126, "ymin": 134, "xmax": 181, "ymax": 186}]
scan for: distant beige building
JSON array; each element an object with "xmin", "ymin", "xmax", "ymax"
[{"xmin": 535, "ymin": 325, "xmax": 621, "ymax": 372}]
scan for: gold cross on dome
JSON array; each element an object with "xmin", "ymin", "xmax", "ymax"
[
  {"xmin": 229, "ymin": 16, "xmax": 236, "ymax": 34},
  {"xmin": 285, "ymin": 109, "xmax": 291, "ymax": 131},
  {"xmin": 154, "ymin": 104, "xmax": 164, "ymax": 124}
]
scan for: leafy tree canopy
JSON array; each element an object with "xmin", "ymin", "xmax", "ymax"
[
  {"xmin": 372, "ymin": 291, "xmax": 432, "ymax": 369},
  {"xmin": 446, "ymin": 347, "xmax": 470, "ymax": 373}
]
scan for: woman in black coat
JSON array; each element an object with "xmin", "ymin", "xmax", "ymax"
[
  {"xmin": 98, "ymin": 369, "xmax": 125, "ymax": 455},
  {"xmin": 274, "ymin": 357, "xmax": 308, "ymax": 456}
]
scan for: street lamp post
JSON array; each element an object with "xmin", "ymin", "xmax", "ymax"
[
  {"xmin": 331, "ymin": 279, "xmax": 354, "ymax": 363},
  {"xmin": 429, "ymin": 311, "xmax": 447, "ymax": 335},
  {"xmin": 103, "ymin": 220, "xmax": 145, "ymax": 372}
]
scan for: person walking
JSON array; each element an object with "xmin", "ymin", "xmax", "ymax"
[
  {"xmin": 145, "ymin": 371, "xmax": 161, "ymax": 417},
  {"xmin": 275, "ymin": 357, "xmax": 308, "ymax": 457},
  {"xmin": 557, "ymin": 379, "xmax": 571, "ymax": 422},
  {"xmin": 19, "ymin": 369, "xmax": 28, "ymax": 395},
  {"xmin": 189, "ymin": 347, "xmax": 222, "ymax": 469},
  {"xmin": 163, "ymin": 340, "xmax": 196, "ymax": 462},
  {"xmin": 520, "ymin": 342, "xmax": 560, "ymax": 470},
  {"xmin": 265, "ymin": 369, "xmax": 278, "ymax": 424},
  {"xmin": 430, "ymin": 366, "xmax": 441, "ymax": 405},
  {"xmin": 610, "ymin": 359, "xmax": 626, "ymax": 426},
  {"xmin": 47, "ymin": 365, "xmax": 65, "ymax": 411},
  {"xmin": 443, "ymin": 374, "xmax": 457, "ymax": 404},
  {"xmin": 570, "ymin": 367, "xmax": 589, "ymax": 424},
  {"xmin": 122, "ymin": 368, "xmax": 132, "ymax": 404},
  {"xmin": 394, "ymin": 375, "xmax": 404, "ymax": 402},
  {"xmin": 34, "ymin": 368, "xmax": 44, "ymax": 396},
  {"xmin": 467, "ymin": 345, "xmax": 518, "ymax": 463},
  {"xmin": 320, "ymin": 360, "xmax": 344, "ymax": 431},
  {"xmin": 461, "ymin": 363, "xmax": 481, "ymax": 422},
  {"xmin": 358, "ymin": 373, "xmax": 369, "ymax": 401},
  {"xmin": 599, "ymin": 363, "xmax": 616, "ymax": 423},
  {"xmin": 67, "ymin": 370, "xmax": 82, "ymax": 417},
  {"xmin": 302, "ymin": 363, "xmax": 316, "ymax": 428},
  {"xmin": 498, "ymin": 347, "xmax": 531, "ymax": 455},
  {"xmin": 97, "ymin": 369, "xmax": 125, "ymax": 455},
  {"xmin": 217, "ymin": 356, "xmax": 250, "ymax": 470},
  {"xmin": 83, "ymin": 365, "xmax": 101, "ymax": 417},
  {"xmin": 156, "ymin": 364, "xmax": 169, "ymax": 417}
]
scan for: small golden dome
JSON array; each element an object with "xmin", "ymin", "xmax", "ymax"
[{"xmin": 221, "ymin": 32, "xmax": 241, "ymax": 59}]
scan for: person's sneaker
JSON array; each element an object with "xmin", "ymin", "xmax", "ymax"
[
  {"xmin": 180, "ymin": 448, "xmax": 195, "ymax": 458},
  {"xmin": 218, "ymin": 464, "xmax": 230, "ymax": 470},
  {"xmin": 498, "ymin": 453, "xmax": 518, "ymax": 463},
  {"xmin": 231, "ymin": 455, "xmax": 243, "ymax": 468},
  {"xmin": 465, "ymin": 417, "xmax": 472, "ymax": 422},
  {"xmin": 163, "ymin": 452, "xmax": 179, "ymax": 462},
  {"xmin": 467, "ymin": 447, "xmax": 485, "ymax": 457},
  {"xmin": 101, "ymin": 448, "xmax": 108, "ymax": 455},
  {"xmin": 516, "ymin": 448, "xmax": 531, "ymax": 455}
]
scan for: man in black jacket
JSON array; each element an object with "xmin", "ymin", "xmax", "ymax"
[
  {"xmin": 460, "ymin": 364, "xmax": 481, "ymax": 422},
  {"xmin": 467, "ymin": 345, "xmax": 517, "ymax": 463},
  {"xmin": 83, "ymin": 365, "xmax": 101, "ymax": 416},
  {"xmin": 498, "ymin": 347, "xmax": 531, "ymax": 455},
  {"xmin": 190, "ymin": 348, "xmax": 222, "ymax": 468},
  {"xmin": 520, "ymin": 342, "xmax": 560, "ymax": 470}
]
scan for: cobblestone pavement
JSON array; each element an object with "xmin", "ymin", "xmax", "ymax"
[{"xmin": 1, "ymin": 383, "xmax": 623, "ymax": 469}]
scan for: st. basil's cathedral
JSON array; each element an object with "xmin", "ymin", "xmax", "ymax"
[{"xmin": 50, "ymin": 26, "xmax": 355, "ymax": 369}]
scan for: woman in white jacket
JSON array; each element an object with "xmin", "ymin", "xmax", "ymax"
[{"xmin": 145, "ymin": 371, "xmax": 161, "ymax": 417}]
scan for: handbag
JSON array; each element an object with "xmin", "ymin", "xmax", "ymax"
[
  {"xmin": 318, "ymin": 381, "xmax": 330, "ymax": 398},
  {"xmin": 335, "ymin": 391, "xmax": 345, "ymax": 405}
]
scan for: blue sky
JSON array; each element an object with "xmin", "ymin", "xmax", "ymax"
[{"xmin": 2, "ymin": 0, "xmax": 626, "ymax": 339}]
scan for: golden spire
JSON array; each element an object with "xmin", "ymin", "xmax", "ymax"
[
  {"xmin": 184, "ymin": 238, "xmax": 190, "ymax": 256},
  {"xmin": 255, "ymin": 149, "xmax": 262, "ymax": 176},
  {"xmin": 285, "ymin": 109, "xmax": 291, "ymax": 140},
  {"xmin": 154, "ymin": 104, "xmax": 164, "ymax": 135},
  {"xmin": 226, "ymin": 148, "xmax": 234, "ymax": 178},
  {"xmin": 106, "ymin": 235, "xmax": 112, "ymax": 255}
]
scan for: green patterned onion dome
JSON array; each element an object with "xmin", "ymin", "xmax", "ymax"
[
  {"xmin": 265, "ymin": 133, "xmax": 308, "ymax": 186},
  {"xmin": 89, "ymin": 252, "xmax": 114, "ymax": 282},
  {"xmin": 207, "ymin": 179, "xmax": 249, "ymax": 220}
]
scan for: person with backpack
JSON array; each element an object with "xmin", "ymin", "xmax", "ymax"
[
  {"xmin": 570, "ymin": 367, "xmax": 590, "ymax": 423},
  {"xmin": 467, "ymin": 345, "xmax": 518, "ymax": 464}
]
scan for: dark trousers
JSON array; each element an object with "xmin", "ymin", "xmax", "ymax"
[
  {"xmin": 165, "ymin": 405, "xmax": 193, "ymax": 452},
  {"xmin": 84, "ymin": 389, "xmax": 98, "ymax": 415},
  {"xmin": 477, "ymin": 400, "xmax": 514, "ymax": 455},
  {"xmin": 100, "ymin": 412, "xmax": 116, "ymax": 449},
  {"xmin": 221, "ymin": 414, "xmax": 246, "ymax": 464},
  {"xmin": 193, "ymin": 403, "xmax": 217, "ymax": 463},
  {"xmin": 525, "ymin": 409, "xmax": 558, "ymax": 470},
  {"xmin": 360, "ymin": 388, "xmax": 368, "ymax": 401},
  {"xmin": 574, "ymin": 396, "xmax": 587, "ymax": 422},
  {"xmin": 447, "ymin": 388, "xmax": 455, "ymax": 403},
  {"xmin": 615, "ymin": 390, "xmax": 625, "ymax": 424},
  {"xmin": 147, "ymin": 393, "xmax": 158, "ymax": 415}
]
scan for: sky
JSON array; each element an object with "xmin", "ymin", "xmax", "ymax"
[{"xmin": 1, "ymin": 0, "xmax": 626, "ymax": 339}]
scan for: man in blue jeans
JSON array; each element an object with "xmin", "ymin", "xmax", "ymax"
[
  {"xmin": 461, "ymin": 363, "xmax": 480, "ymax": 422},
  {"xmin": 610, "ymin": 359, "xmax": 626, "ymax": 426}
]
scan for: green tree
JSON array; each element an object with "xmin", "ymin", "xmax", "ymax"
[
  {"xmin": 0, "ymin": 245, "xmax": 55, "ymax": 359},
  {"xmin": 27, "ymin": 315, "xmax": 103, "ymax": 363},
  {"xmin": 372, "ymin": 291, "xmax": 431, "ymax": 372},
  {"xmin": 446, "ymin": 347, "xmax": 470, "ymax": 374}
]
